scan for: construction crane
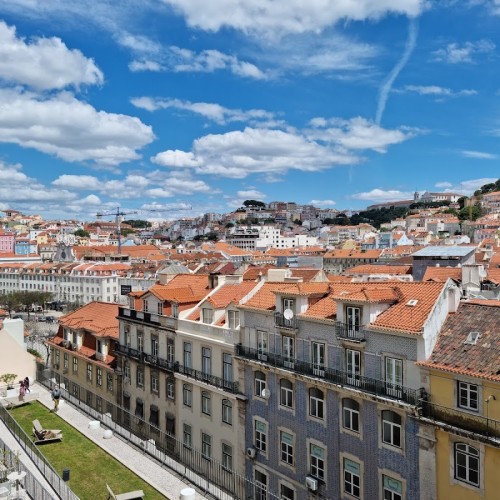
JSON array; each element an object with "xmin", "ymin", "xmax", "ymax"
[{"xmin": 96, "ymin": 205, "xmax": 191, "ymax": 255}]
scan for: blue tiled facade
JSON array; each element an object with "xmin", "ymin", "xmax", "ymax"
[{"xmin": 240, "ymin": 309, "xmax": 424, "ymax": 499}]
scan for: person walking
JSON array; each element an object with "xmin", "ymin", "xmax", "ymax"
[
  {"xmin": 23, "ymin": 377, "xmax": 30, "ymax": 393},
  {"xmin": 19, "ymin": 381, "xmax": 26, "ymax": 401},
  {"xmin": 51, "ymin": 385, "xmax": 61, "ymax": 411}
]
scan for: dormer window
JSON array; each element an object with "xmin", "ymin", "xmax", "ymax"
[
  {"xmin": 346, "ymin": 306, "xmax": 361, "ymax": 335},
  {"xmin": 202, "ymin": 308, "xmax": 213, "ymax": 324},
  {"xmin": 143, "ymin": 299, "xmax": 148, "ymax": 312},
  {"xmin": 171, "ymin": 303, "xmax": 178, "ymax": 318},
  {"xmin": 157, "ymin": 302, "xmax": 162, "ymax": 315}
]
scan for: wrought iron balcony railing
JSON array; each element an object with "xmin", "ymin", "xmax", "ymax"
[
  {"xmin": 176, "ymin": 363, "xmax": 239, "ymax": 394},
  {"xmin": 420, "ymin": 400, "xmax": 500, "ymax": 439},
  {"xmin": 334, "ymin": 321, "xmax": 366, "ymax": 341},
  {"xmin": 115, "ymin": 344, "xmax": 239, "ymax": 394},
  {"xmin": 118, "ymin": 307, "xmax": 161, "ymax": 326},
  {"xmin": 274, "ymin": 312, "xmax": 298, "ymax": 330},
  {"xmin": 235, "ymin": 344, "xmax": 420, "ymax": 406}
]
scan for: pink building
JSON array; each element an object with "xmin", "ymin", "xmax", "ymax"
[{"xmin": 0, "ymin": 231, "xmax": 15, "ymax": 253}]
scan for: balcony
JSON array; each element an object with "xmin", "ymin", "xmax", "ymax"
[
  {"xmin": 114, "ymin": 344, "xmax": 143, "ymax": 360},
  {"xmin": 274, "ymin": 312, "xmax": 298, "ymax": 331},
  {"xmin": 335, "ymin": 322, "xmax": 366, "ymax": 342},
  {"xmin": 143, "ymin": 354, "xmax": 176, "ymax": 373},
  {"xmin": 235, "ymin": 344, "xmax": 420, "ymax": 406},
  {"xmin": 421, "ymin": 401, "xmax": 500, "ymax": 439},
  {"xmin": 176, "ymin": 363, "xmax": 239, "ymax": 394}
]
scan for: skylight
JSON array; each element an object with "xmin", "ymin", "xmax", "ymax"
[{"xmin": 464, "ymin": 331, "xmax": 480, "ymax": 345}]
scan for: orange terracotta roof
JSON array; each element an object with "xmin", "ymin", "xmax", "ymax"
[
  {"xmin": 59, "ymin": 301, "xmax": 119, "ymax": 338},
  {"xmin": 206, "ymin": 282, "xmax": 258, "ymax": 309},
  {"xmin": 242, "ymin": 282, "xmax": 297, "ymax": 310},
  {"xmin": 324, "ymin": 249, "xmax": 382, "ymax": 259},
  {"xmin": 330, "ymin": 287, "xmax": 400, "ymax": 304},
  {"xmin": 242, "ymin": 265, "xmax": 277, "ymax": 281},
  {"xmin": 345, "ymin": 264, "xmax": 412, "ymax": 275},
  {"xmin": 422, "ymin": 266, "xmax": 462, "ymax": 282},
  {"xmin": 300, "ymin": 294, "xmax": 337, "ymax": 320},
  {"xmin": 419, "ymin": 302, "xmax": 500, "ymax": 382}
]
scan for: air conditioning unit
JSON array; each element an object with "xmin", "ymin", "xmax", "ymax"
[
  {"xmin": 246, "ymin": 447, "xmax": 256, "ymax": 459},
  {"xmin": 305, "ymin": 476, "xmax": 318, "ymax": 491}
]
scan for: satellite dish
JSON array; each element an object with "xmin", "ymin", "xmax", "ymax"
[
  {"xmin": 283, "ymin": 309, "xmax": 294, "ymax": 320},
  {"xmin": 261, "ymin": 388, "xmax": 271, "ymax": 400}
]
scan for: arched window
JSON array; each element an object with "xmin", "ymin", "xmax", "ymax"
[
  {"xmin": 343, "ymin": 398, "xmax": 360, "ymax": 432},
  {"xmin": 309, "ymin": 388, "xmax": 324, "ymax": 419},
  {"xmin": 254, "ymin": 371, "xmax": 266, "ymax": 397},
  {"xmin": 280, "ymin": 379, "xmax": 293, "ymax": 408},
  {"xmin": 382, "ymin": 410, "xmax": 402, "ymax": 447},
  {"xmin": 455, "ymin": 443, "xmax": 479, "ymax": 486}
]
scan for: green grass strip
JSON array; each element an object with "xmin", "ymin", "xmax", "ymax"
[{"xmin": 10, "ymin": 402, "xmax": 168, "ymax": 499}]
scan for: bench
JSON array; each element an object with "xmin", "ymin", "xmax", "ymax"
[
  {"xmin": 106, "ymin": 483, "xmax": 144, "ymax": 500},
  {"xmin": 0, "ymin": 391, "xmax": 39, "ymax": 408}
]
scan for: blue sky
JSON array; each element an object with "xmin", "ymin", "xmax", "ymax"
[{"xmin": 0, "ymin": 0, "xmax": 499, "ymax": 221}]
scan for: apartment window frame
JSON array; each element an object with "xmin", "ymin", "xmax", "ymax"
[
  {"xmin": 254, "ymin": 419, "xmax": 267, "ymax": 452},
  {"xmin": 228, "ymin": 309, "xmax": 240, "ymax": 329},
  {"xmin": 222, "ymin": 442, "xmax": 233, "ymax": 472},
  {"xmin": 151, "ymin": 371, "xmax": 159, "ymax": 394},
  {"xmin": 167, "ymin": 339, "xmax": 175, "ymax": 363},
  {"xmin": 343, "ymin": 458, "xmax": 361, "ymax": 498},
  {"xmin": 382, "ymin": 410, "xmax": 402, "ymax": 449},
  {"xmin": 343, "ymin": 398, "xmax": 360, "ymax": 433},
  {"xmin": 137, "ymin": 332, "xmax": 143, "ymax": 352},
  {"xmin": 202, "ymin": 347, "xmax": 212, "ymax": 376},
  {"xmin": 382, "ymin": 474, "xmax": 403, "ymax": 500},
  {"xmin": 86, "ymin": 363, "xmax": 92, "ymax": 382},
  {"xmin": 222, "ymin": 399, "xmax": 232, "ymax": 425},
  {"xmin": 254, "ymin": 469, "xmax": 268, "ymax": 500},
  {"xmin": 457, "ymin": 381, "xmax": 479, "ymax": 412},
  {"xmin": 166, "ymin": 377, "xmax": 175, "ymax": 400},
  {"xmin": 106, "ymin": 372, "xmax": 113, "ymax": 392},
  {"xmin": 309, "ymin": 388, "xmax": 324, "ymax": 419},
  {"xmin": 222, "ymin": 352, "xmax": 233, "ymax": 387},
  {"xmin": 454, "ymin": 442, "xmax": 480, "ymax": 487},
  {"xmin": 254, "ymin": 371, "xmax": 266, "ymax": 398},
  {"xmin": 182, "ymin": 384, "xmax": 192, "ymax": 407},
  {"xmin": 183, "ymin": 423, "xmax": 192, "ymax": 449},
  {"xmin": 310, "ymin": 443, "xmax": 325, "ymax": 481},
  {"xmin": 280, "ymin": 430, "xmax": 294, "ymax": 466},
  {"xmin": 201, "ymin": 391, "xmax": 211, "ymax": 415},
  {"xmin": 280, "ymin": 379, "xmax": 294, "ymax": 409},
  {"xmin": 136, "ymin": 366, "xmax": 144, "ymax": 388},
  {"xmin": 280, "ymin": 483, "xmax": 295, "ymax": 500},
  {"xmin": 96, "ymin": 367, "xmax": 102, "ymax": 387},
  {"xmin": 183, "ymin": 342, "xmax": 192, "ymax": 369},
  {"xmin": 72, "ymin": 356, "xmax": 78, "ymax": 373},
  {"xmin": 202, "ymin": 307, "xmax": 213, "ymax": 324},
  {"xmin": 201, "ymin": 432, "xmax": 212, "ymax": 460},
  {"xmin": 151, "ymin": 335, "xmax": 159, "ymax": 357}
]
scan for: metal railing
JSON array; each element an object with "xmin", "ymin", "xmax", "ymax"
[
  {"xmin": 334, "ymin": 321, "xmax": 366, "ymax": 341},
  {"xmin": 420, "ymin": 400, "xmax": 500, "ymax": 439},
  {"xmin": 0, "ymin": 405, "xmax": 78, "ymax": 500},
  {"xmin": 274, "ymin": 312, "xmax": 298, "ymax": 330},
  {"xmin": 36, "ymin": 364, "xmax": 275, "ymax": 500},
  {"xmin": 116, "ymin": 347, "xmax": 240, "ymax": 393},
  {"xmin": 235, "ymin": 344, "xmax": 421, "ymax": 406},
  {"xmin": 118, "ymin": 307, "xmax": 161, "ymax": 326}
]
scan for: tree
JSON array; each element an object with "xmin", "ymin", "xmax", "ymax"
[
  {"xmin": 0, "ymin": 373, "xmax": 17, "ymax": 389},
  {"xmin": 74, "ymin": 229, "xmax": 90, "ymax": 238},
  {"xmin": 206, "ymin": 232, "xmax": 218, "ymax": 241},
  {"xmin": 458, "ymin": 204, "xmax": 482, "ymax": 221},
  {"xmin": 243, "ymin": 200, "xmax": 266, "ymax": 208},
  {"xmin": 123, "ymin": 219, "xmax": 152, "ymax": 229}
]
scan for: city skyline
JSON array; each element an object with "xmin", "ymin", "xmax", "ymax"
[{"xmin": 0, "ymin": 1, "xmax": 499, "ymax": 221}]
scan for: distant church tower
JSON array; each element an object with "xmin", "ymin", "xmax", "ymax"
[{"xmin": 414, "ymin": 190, "xmax": 420, "ymax": 202}]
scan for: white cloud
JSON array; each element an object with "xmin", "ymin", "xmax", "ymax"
[
  {"xmin": 237, "ymin": 189, "xmax": 266, "ymax": 199},
  {"xmin": 152, "ymin": 118, "xmax": 416, "ymax": 179},
  {"xmin": 52, "ymin": 175, "xmax": 102, "ymax": 189},
  {"xmin": 351, "ymin": 189, "xmax": 413, "ymax": 202},
  {"xmin": 402, "ymin": 85, "xmax": 477, "ymax": 98},
  {"xmin": 163, "ymin": 0, "xmax": 426, "ymax": 37},
  {"xmin": 461, "ymin": 150, "xmax": 497, "ymax": 159},
  {"xmin": 129, "ymin": 60, "xmax": 163, "ymax": 72},
  {"xmin": 0, "ymin": 20, "xmax": 103, "ymax": 90},
  {"xmin": 309, "ymin": 199, "xmax": 336, "ymax": 207},
  {"xmin": 131, "ymin": 96, "xmax": 275, "ymax": 125},
  {"xmin": 431, "ymin": 39, "xmax": 495, "ymax": 64},
  {"xmin": 116, "ymin": 32, "xmax": 162, "ymax": 54},
  {"xmin": 168, "ymin": 46, "xmax": 267, "ymax": 79},
  {"xmin": 433, "ymin": 177, "xmax": 498, "ymax": 195},
  {"xmin": 435, "ymin": 181, "xmax": 453, "ymax": 188},
  {"xmin": 0, "ymin": 88, "xmax": 155, "ymax": 166}
]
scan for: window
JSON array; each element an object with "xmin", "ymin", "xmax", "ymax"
[
  {"xmin": 202, "ymin": 433, "xmax": 212, "ymax": 460},
  {"xmin": 383, "ymin": 475, "xmax": 403, "ymax": 500},
  {"xmin": 282, "ymin": 298, "xmax": 295, "ymax": 326},
  {"xmin": 255, "ymin": 371, "xmax": 266, "ymax": 397},
  {"xmin": 107, "ymin": 372, "xmax": 113, "ymax": 392},
  {"xmin": 137, "ymin": 332, "xmax": 143, "ymax": 352},
  {"xmin": 228, "ymin": 310, "xmax": 240, "ymax": 329},
  {"xmin": 346, "ymin": 306, "xmax": 361, "ymax": 335},
  {"xmin": 385, "ymin": 357, "xmax": 403, "ymax": 397},
  {"xmin": 72, "ymin": 357, "xmax": 78, "ymax": 373},
  {"xmin": 457, "ymin": 382, "xmax": 479, "ymax": 411},
  {"xmin": 171, "ymin": 303, "xmax": 178, "ymax": 318},
  {"xmin": 309, "ymin": 388, "xmax": 324, "ymax": 419},
  {"xmin": 202, "ymin": 347, "xmax": 211, "ymax": 376},
  {"xmin": 310, "ymin": 444, "xmax": 325, "ymax": 480},
  {"xmin": 202, "ymin": 308, "xmax": 213, "ymax": 324},
  {"xmin": 222, "ymin": 443, "xmax": 233, "ymax": 471},
  {"xmin": 167, "ymin": 339, "xmax": 174, "ymax": 363},
  {"xmin": 63, "ymin": 353, "xmax": 68, "ymax": 369},
  {"xmin": 343, "ymin": 458, "xmax": 361, "ymax": 498},
  {"xmin": 280, "ymin": 431, "xmax": 294, "ymax": 465},
  {"xmin": 282, "ymin": 336, "xmax": 294, "ymax": 367},
  {"xmin": 183, "ymin": 423, "xmax": 192, "ymax": 449},
  {"xmin": 257, "ymin": 330, "xmax": 268, "ymax": 358},
  {"xmin": 343, "ymin": 399, "xmax": 360, "ymax": 433},
  {"xmin": 222, "ymin": 399, "xmax": 232, "ymax": 425},
  {"xmin": 183, "ymin": 342, "xmax": 192, "ymax": 368},
  {"xmin": 382, "ymin": 410, "xmax": 402, "ymax": 448},
  {"xmin": 124, "ymin": 362, "xmax": 130, "ymax": 380},
  {"xmin": 280, "ymin": 379, "xmax": 293, "ymax": 408},
  {"xmin": 136, "ymin": 367, "xmax": 144, "ymax": 388},
  {"xmin": 125, "ymin": 330, "xmax": 131, "ymax": 347},
  {"xmin": 135, "ymin": 399, "xmax": 144, "ymax": 419},
  {"xmin": 183, "ymin": 384, "xmax": 192, "ymax": 407},
  {"xmin": 96, "ymin": 396, "xmax": 102, "ymax": 413},
  {"xmin": 151, "ymin": 335, "xmax": 159, "ymax": 357},
  {"xmin": 166, "ymin": 378, "xmax": 175, "ymax": 400},
  {"xmin": 455, "ymin": 443, "xmax": 479, "ymax": 486},
  {"xmin": 149, "ymin": 405, "xmax": 159, "ymax": 426},
  {"xmin": 201, "ymin": 391, "xmax": 211, "ymax": 415},
  {"xmin": 87, "ymin": 363, "xmax": 92, "ymax": 382},
  {"xmin": 223, "ymin": 353, "xmax": 233, "ymax": 388},
  {"xmin": 346, "ymin": 349, "xmax": 361, "ymax": 386},
  {"xmin": 280, "ymin": 484, "xmax": 295, "ymax": 500},
  {"xmin": 254, "ymin": 469, "xmax": 267, "ymax": 500},
  {"xmin": 143, "ymin": 299, "xmax": 148, "ymax": 312},
  {"xmin": 96, "ymin": 367, "xmax": 102, "ymax": 387},
  {"xmin": 312, "ymin": 342, "xmax": 325, "ymax": 375},
  {"xmin": 255, "ymin": 420, "xmax": 267, "ymax": 452},
  {"xmin": 157, "ymin": 301, "xmax": 162, "ymax": 315},
  {"xmin": 151, "ymin": 372, "xmax": 159, "ymax": 393}
]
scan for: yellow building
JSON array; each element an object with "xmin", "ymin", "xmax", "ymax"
[{"xmin": 419, "ymin": 300, "xmax": 500, "ymax": 500}]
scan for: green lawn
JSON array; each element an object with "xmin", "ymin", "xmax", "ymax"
[{"xmin": 9, "ymin": 402, "xmax": 168, "ymax": 500}]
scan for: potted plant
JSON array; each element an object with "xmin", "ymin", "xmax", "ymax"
[{"xmin": 0, "ymin": 374, "xmax": 18, "ymax": 397}]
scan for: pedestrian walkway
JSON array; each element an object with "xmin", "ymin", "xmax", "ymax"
[{"xmin": 31, "ymin": 383, "xmax": 208, "ymax": 499}]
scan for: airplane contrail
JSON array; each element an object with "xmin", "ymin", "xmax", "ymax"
[{"xmin": 376, "ymin": 17, "xmax": 418, "ymax": 125}]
